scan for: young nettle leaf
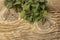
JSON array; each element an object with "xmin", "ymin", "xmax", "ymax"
[
  {"xmin": 43, "ymin": 10, "xmax": 47, "ymax": 16},
  {"xmin": 39, "ymin": 0, "xmax": 45, "ymax": 2},
  {"xmin": 31, "ymin": 3, "xmax": 39, "ymax": 13},
  {"xmin": 4, "ymin": 1, "xmax": 13, "ymax": 8},
  {"xmin": 28, "ymin": 0, "xmax": 33, "ymax": 3},
  {"xmin": 20, "ymin": 11, "xmax": 25, "ymax": 18},
  {"xmin": 27, "ymin": 16, "xmax": 33, "ymax": 23},
  {"xmin": 13, "ymin": 2, "xmax": 21, "ymax": 5},
  {"xmin": 22, "ymin": 2, "xmax": 30, "ymax": 11},
  {"xmin": 41, "ymin": 5, "xmax": 45, "ymax": 10},
  {"xmin": 34, "ymin": 12, "xmax": 39, "ymax": 17}
]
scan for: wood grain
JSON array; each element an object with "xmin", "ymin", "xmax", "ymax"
[{"xmin": 0, "ymin": 0, "xmax": 60, "ymax": 40}]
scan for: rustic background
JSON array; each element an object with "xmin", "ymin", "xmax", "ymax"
[{"xmin": 0, "ymin": 0, "xmax": 60, "ymax": 40}]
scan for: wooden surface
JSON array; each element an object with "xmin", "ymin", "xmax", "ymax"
[{"xmin": 0, "ymin": 0, "xmax": 60, "ymax": 40}]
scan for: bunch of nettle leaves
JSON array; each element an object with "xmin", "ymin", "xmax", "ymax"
[{"xmin": 4, "ymin": 0, "xmax": 47, "ymax": 24}]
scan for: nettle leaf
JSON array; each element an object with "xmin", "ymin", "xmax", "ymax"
[
  {"xmin": 4, "ymin": 0, "xmax": 47, "ymax": 24},
  {"xmin": 43, "ymin": 10, "xmax": 47, "ymax": 16},
  {"xmin": 4, "ymin": 1, "xmax": 13, "ymax": 8},
  {"xmin": 20, "ymin": 11, "xmax": 25, "ymax": 18},
  {"xmin": 14, "ymin": 0, "xmax": 21, "ymax": 5},
  {"xmin": 34, "ymin": 12, "xmax": 39, "ymax": 17},
  {"xmin": 27, "ymin": 16, "xmax": 33, "ymax": 23},
  {"xmin": 22, "ymin": 2, "xmax": 30, "ymax": 11},
  {"xmin": 28, "ymin": 0, "xmax": 33, "ymax": 3},
  {"xmin": 31, "ymin": 3, "xmax": 39, "ymax": 13},
  {"xmin": 41, "ymin": 5, "xmax": 45, "ymax": 10},
  {"xmin": 39, "ymin": 0, "xmax": 45, "ymax": 2},
  {"xmin": 13, "ymin": 2, "xmax": 21, "ymax": 5}
]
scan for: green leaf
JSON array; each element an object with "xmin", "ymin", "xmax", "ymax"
[
  {"xmin": 28, "ymin": 16, "xmax": 33, "ymax": 23},
  {"xmin": 34, "ymin": 12, "xmax": 39, "ymax": 16},
  {"xmin": 31, "ymin": 3, "xmax": 39, "ymax": 12},
  {"xmin": 7, "ymin": 2, "xmax": 12, "ymax": 8},
  {"xmin": 22, "ymin": 2, "xmax": 30, "ymax": 11},
  {"xmin": 28, "ymin": 0, "xmax": 33, "ymax": 3},
  {"xmin": 5, "ymin": 1, "xmax": 13, "ymax": 8},
  {"xmin": 20, "ymin": 11, "xmax": 25, "ymax": 18},
  {"xmin": 41, "ymin": 5, "xmax": 45, "ymax": 10},
  {"xmin": 39, "ymin": 0, "xmax": 45, "ymax": 2},
  {"xmin": 13, "ymin": 2, "xmax": 21, "ymax": 5},
  {"xmin": 13, "ymin": 0, "xmax": 21, "ymax": 5},
  {"xmin": 43, "ymin": 10, "xmax": 47, "ymax": 16},
  {"xmin": 41, "ymin": 10, "xmax": 47, "ymax": 17}
]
